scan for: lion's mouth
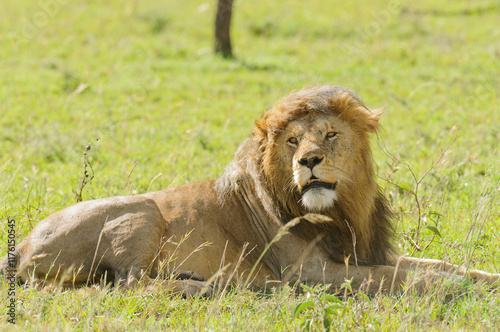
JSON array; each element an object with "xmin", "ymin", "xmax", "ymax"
[{"xmin": 302, "ymin": 177, "xmax": 337, "ymax": 195}]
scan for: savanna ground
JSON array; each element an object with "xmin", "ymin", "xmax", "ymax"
[{"xmin": 1, "ymin": 0, "xmax": 499, "ymax": 330}]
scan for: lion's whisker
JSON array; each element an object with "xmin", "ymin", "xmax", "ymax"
[{"xmin": 284, "ymin": 175, "xmax": 297, "ymax": 194}]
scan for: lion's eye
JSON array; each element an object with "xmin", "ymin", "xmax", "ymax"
[
  {"xmin": 326, "ymin": 132, "xmax": 337, "ymax": 139},
  {"xmin": 288, "ymin": 137, "xmax": 298, "ymax": 145}
]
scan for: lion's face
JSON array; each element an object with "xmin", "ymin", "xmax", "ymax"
[
  {"xmin": 250, "ymin": 86, "xmax": 380, "ymax": 216},
  {"xmin": 277, "ymin": 112, "xmax": 359, "ymax": 212}
]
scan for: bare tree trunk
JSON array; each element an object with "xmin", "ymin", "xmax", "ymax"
[{"xmin": 215, "ymin": 0, "xmax": 234, "ymax": 58}]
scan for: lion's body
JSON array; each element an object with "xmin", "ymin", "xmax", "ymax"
[
  {"xmin": 2, "ymin": 85, "xmax": 498, "ymax": 295},
  {"xmin": 12, "ymin": 180, "xmax": 277, "ymax": 288}
]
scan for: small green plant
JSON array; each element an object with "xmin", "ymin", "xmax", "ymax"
[
  {"xmin": 294, "ymin": 283, "xmax": 351, "ymax": 331},
  {"xmin": 73, "ymin": 138, "xmax": 99, "ymax": 203},
  {"xmin": 379, "ymin": 139, "xmax": 455, "ymax": 252}
]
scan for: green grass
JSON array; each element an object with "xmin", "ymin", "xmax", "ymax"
[{"xmin": 1, "ymin": 0, "xmax": 500, "ymax": 329}]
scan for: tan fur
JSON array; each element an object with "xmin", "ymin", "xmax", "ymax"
[{"xmin": 2, "ymin": 85, "xmax": 498, "ymax": 296}]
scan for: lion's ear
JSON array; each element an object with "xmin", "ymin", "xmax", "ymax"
[
  {"xmin": 253, "ymin": 119, "xmax": 268, "ymax": 139},
  {"xmin": 364, "ymin": 109, "xmax": 383, "ymax": 133}
]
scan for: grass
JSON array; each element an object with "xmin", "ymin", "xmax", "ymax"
[{"xmin": 1, "ymin": 0, "xmax": 499, "ymax": 329}]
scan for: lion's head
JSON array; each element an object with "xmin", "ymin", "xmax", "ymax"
[{"xmin": 217, "ymin": 85, "xmax": 392, "ymax": 265}]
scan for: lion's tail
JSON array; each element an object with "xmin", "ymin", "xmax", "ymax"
[
  {"xmin": 0, "ymin": 250, "xmax": 20, "ymax": 279},
  {"xmin": 0, "ymin": 256, "xmax": 8, "ymax": 275}
]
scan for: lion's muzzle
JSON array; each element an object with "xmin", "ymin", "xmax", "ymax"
[{"xmin": 302, "ymin": 180, "xmax": 337, "ymax": 195}]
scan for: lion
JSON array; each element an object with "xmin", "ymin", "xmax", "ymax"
[{"xmin": 2, "ymin": 85, "xmax": 499, "ymax": 296}]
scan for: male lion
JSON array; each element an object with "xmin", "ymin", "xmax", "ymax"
[{"xmin": 2, "ymin": 85, "xmax": 499, "ymax": 296}]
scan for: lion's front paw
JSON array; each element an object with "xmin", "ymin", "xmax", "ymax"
[{"xmin": 172, "ymin": 279, "xmax": 213, "ymax": 298}]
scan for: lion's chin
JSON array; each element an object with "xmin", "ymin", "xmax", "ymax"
[{"xmin": 300, "ymin": 187, "xmax": 338, "ymax": 212}]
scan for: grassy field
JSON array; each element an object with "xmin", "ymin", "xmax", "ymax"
[{"xmin": 1, "ymin": 0, "xmax": 500, "ymax": 330}]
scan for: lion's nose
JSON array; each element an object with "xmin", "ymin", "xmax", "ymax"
[{"xmin": 298, "ymin": 156, "xmax": 324, "ymax": 170}]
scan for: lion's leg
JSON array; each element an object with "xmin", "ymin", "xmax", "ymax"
[
  {"xmin": 113, "ymin": 267, "xmax": 144, "ymax": 289},
  {"xmin": 297, "ymin": 262, "xmax": 461, "ymax": 295},
  {"xmin": 144, "ymin": 278, "xmax": 213, "ymax": 298},
  {"xmin": 168, "ymin": 279, "xmax": 213, "ymax": 298},
  {"xmin": 391, "ymin": 256, "xmax": 500, "ymax": 285},
  {"xmin": 167, "ymin": 270, "xmax": 212, "ymax": 297},
  {"xmin": 109, "ymin": 264, "xmax": 213, "ymax": 297},
  {"xmin": 136, "ymin": 267, "xmax": 212, "ymax": 297},
  {"xmin": 342, "ymin": 264, "xmax": 434, "ymax": 294}
]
